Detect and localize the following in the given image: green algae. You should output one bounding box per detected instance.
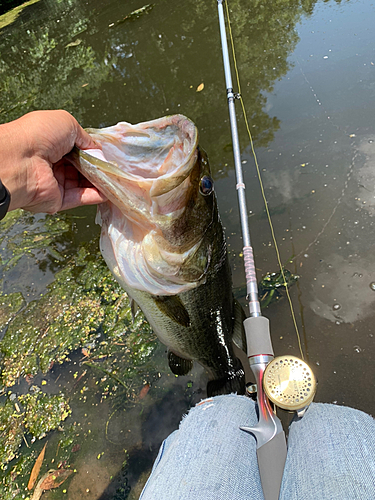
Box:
[0,209,24,233]
[19,391,71,440]
[0,210,70,272]
[0,241,123,387]
[0,209,159,498]
[0,452,35,500]
[0,207,157,401]
[0,292,25,330]
[0,398,24,465]
[0,391,70,469]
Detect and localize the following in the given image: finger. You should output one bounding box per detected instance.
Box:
[53,160,105,191]
[73,120,102,151]
[60,187,108,211]
[56,110,98,151]
[74,127,98,151]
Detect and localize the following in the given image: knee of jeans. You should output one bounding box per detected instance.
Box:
[158,429,178,464]
[139,432,176,500]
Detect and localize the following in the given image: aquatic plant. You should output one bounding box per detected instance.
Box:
[0,209,159,498]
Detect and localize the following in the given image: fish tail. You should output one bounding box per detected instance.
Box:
[206,358,246,397]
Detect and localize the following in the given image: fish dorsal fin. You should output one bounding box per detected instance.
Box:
[167,350,193,376]
[232,299,247,353]
[153,295,191,327]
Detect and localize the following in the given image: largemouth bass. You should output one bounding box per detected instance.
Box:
[69,114,246,396]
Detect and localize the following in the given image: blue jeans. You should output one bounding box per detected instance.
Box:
[139,395,375,499]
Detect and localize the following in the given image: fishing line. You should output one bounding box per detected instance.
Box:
[223,1,305,360]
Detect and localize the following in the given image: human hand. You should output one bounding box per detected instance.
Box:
[0,110,107,214]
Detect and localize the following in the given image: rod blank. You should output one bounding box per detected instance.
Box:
[217,0,260,317]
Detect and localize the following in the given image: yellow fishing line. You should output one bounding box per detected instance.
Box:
[224,0,305,360]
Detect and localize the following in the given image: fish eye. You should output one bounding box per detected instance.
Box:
[199,175,214,196]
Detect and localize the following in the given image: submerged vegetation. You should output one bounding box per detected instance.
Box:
[0,210,156,386]
[0,210,158,498]
[0,391,70,465]
[258,268,299,308]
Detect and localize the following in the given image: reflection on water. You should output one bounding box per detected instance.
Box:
[1,0,375,497]
[0,0,324,156]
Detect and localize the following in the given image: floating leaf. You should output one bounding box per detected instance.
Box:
[65,39,81,48]
[40,468,73,490]
[126,3,154,19]
[31,472,49,500]
[27,442,47,490]
[31,469,72,500]
[139,383,150,399]
[112,4,154,26]
[196,83,204,92]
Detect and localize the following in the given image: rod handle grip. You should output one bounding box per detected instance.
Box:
[244,316,274,357]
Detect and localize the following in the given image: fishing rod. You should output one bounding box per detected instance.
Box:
[216,1,317,499]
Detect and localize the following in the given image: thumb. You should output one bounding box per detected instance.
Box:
[74,123,101,151]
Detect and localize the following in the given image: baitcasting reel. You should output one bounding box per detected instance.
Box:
[246,355,317,417]
[262,355,316,417]
[242,316,317,417]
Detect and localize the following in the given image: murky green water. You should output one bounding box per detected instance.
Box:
[1,0,375,498]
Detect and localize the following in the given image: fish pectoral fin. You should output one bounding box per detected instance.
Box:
[207,358,246,396]
[232,299,247,353]
[153,295,191,327]
[130,299,139,322]
[167,350,193,376]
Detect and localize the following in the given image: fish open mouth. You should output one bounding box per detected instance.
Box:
[78,114,198,214]
[69,115,212,296]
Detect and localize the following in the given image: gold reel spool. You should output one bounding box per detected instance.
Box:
[263,355,317,411]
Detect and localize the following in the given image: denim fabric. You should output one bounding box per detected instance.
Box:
[282,403,375,499]
[140,395,263,500]
[139,396,375,500]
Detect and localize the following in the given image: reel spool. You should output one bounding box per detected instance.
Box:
[263,355,317,412]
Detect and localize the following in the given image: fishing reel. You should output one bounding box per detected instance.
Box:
[247,355,317,417]
[242,315,317,418]
[263,355,316,415]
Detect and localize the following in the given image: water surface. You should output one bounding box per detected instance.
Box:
[1,0,375,498]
